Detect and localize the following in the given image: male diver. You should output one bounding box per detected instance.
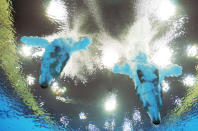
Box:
[113,52,182,125]
[21,36,92,88]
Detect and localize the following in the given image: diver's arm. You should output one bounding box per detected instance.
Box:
[70,37,92,53]
[113,63,134,78]
[20,36,50,48]
[159,65,182,82]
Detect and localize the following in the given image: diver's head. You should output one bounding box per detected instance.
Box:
[147,105,161,125]
[39,74,51,89]
[132,52,148,63]
[40,83,48,89]
[153,120,160,125]
[39,78,49,89]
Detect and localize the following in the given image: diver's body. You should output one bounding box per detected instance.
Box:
[21,36,92,88]
[113,52,182,125]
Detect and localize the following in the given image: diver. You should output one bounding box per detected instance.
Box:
[21,36,92,88]
[112,52,182,125]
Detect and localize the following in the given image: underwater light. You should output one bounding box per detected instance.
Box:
[21,45,32,57]
[187,45,198,57]
[102,48,119,69]
[26,75,35,85]
[162,81,170,92]
[104,94,117,112]
[46,0,67,21]
[183,75,196,87]
[79,112,87,120]
[157,0,176,21]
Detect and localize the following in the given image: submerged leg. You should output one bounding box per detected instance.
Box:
[138,87,162,125]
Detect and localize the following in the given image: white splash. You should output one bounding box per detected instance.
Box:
[56,96,67,102]
[88,124,99,131]
[79,112,87,120]
[44,0,185,84]
[32,48,45,58]
[123,118,133,131]
[51,82,67,95]
[151,45,173,68]
[187,45,198,57]
[133,109,141,122]
[135,0,176,21]
[60,116,70,128]
[162,81,170,92]
[104,119,115,130]
[102,47,120,69]
[124,17,155,61]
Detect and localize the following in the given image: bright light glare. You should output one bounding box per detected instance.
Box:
[157,0,176,21]
[51,82,66,95]
[151,45,172,67]
[26,75,35,85]
[133,110,141,122]
[104,94,117,112]
[46,0,67,21]
[187,45,197,57]
[162,81,170,92]
[102,48,119,68]
[183,75,196,87]
[21,45,32,57]
[123,118,132,131]
[79,112,87,120]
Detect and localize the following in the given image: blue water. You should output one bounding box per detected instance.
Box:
[1,68,198,130]
[0,71,53,131]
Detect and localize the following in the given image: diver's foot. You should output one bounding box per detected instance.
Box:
[153,120,160,125]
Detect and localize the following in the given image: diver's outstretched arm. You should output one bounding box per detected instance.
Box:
[69,37,92,53]
[113,63,134,78]
[21,36,50,48]
[159,65,182,82]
